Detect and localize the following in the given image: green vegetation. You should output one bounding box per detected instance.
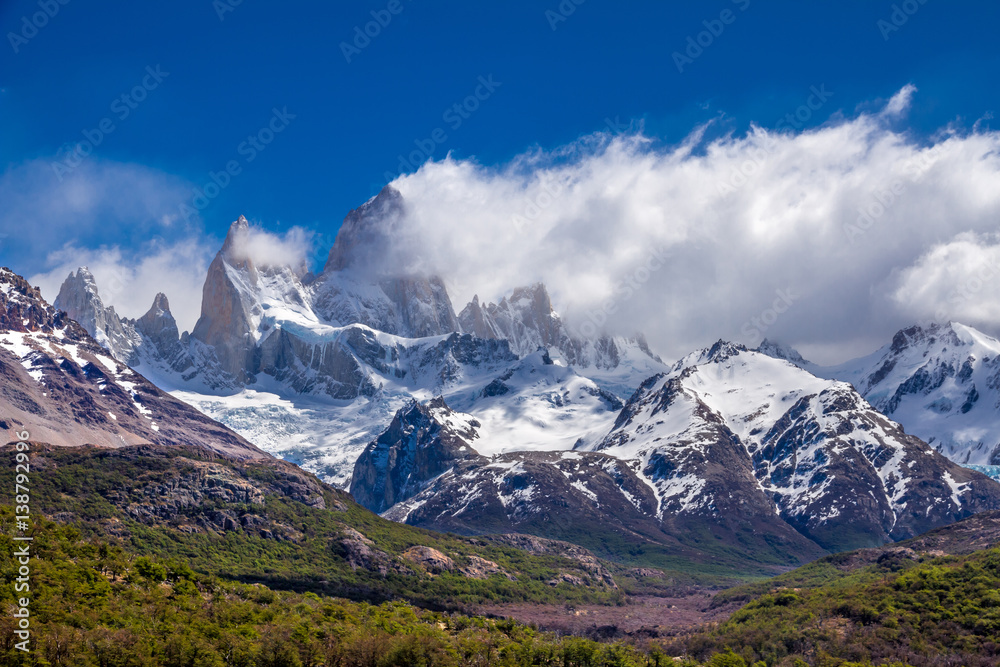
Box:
[673,546,1000,666]
[4,444,631,608]
[0,510,691,666]
[8,443,995,665]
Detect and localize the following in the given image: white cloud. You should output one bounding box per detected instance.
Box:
[29,240,214,333]
[881,83,917,118]
[388,87,1000,364]
[0,157,216,332]
[8,87,1000,368]
[228,224,313,270]
[888,232,1000,331]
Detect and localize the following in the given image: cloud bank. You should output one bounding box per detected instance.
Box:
[390,87,1000,364]
[6,87,1000,366]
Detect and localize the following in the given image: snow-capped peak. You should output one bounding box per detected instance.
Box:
[815,321,1000,465]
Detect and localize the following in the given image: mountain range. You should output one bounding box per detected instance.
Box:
[31,185,1000,573]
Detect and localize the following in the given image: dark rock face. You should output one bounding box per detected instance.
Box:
[350,397,484,513]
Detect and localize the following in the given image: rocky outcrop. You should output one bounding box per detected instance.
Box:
[133,293,191,373]
[401,546,455,574]
[459,555,508,580]
[488,534,617,588]
[336,527,400,575]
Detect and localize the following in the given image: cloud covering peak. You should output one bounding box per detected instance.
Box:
[385,87,1000,363]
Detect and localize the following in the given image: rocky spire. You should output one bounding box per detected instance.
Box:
[324,186,404,274]
[54,267,138,362]
[190,217,261,382]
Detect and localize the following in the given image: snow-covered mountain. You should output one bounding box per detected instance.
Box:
[759,323,1000,467]
[0,267,263,459]
[51,187,662,484]
[31,178,1000,571]
[457,283,665,398]
[353,341,1000,560]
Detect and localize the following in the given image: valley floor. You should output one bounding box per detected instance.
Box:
[474,592,740,638]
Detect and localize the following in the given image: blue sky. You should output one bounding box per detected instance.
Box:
[3,1,1000,359]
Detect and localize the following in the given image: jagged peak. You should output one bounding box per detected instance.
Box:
[756,338,808,366]
[220,215,251,255]
[703,339,749,362]
[324,186,405,273]
[141,292,172,318]
[55,267,107,317]
[890,322,962,354]
[151,292,170,312]
[60,266,100,294]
